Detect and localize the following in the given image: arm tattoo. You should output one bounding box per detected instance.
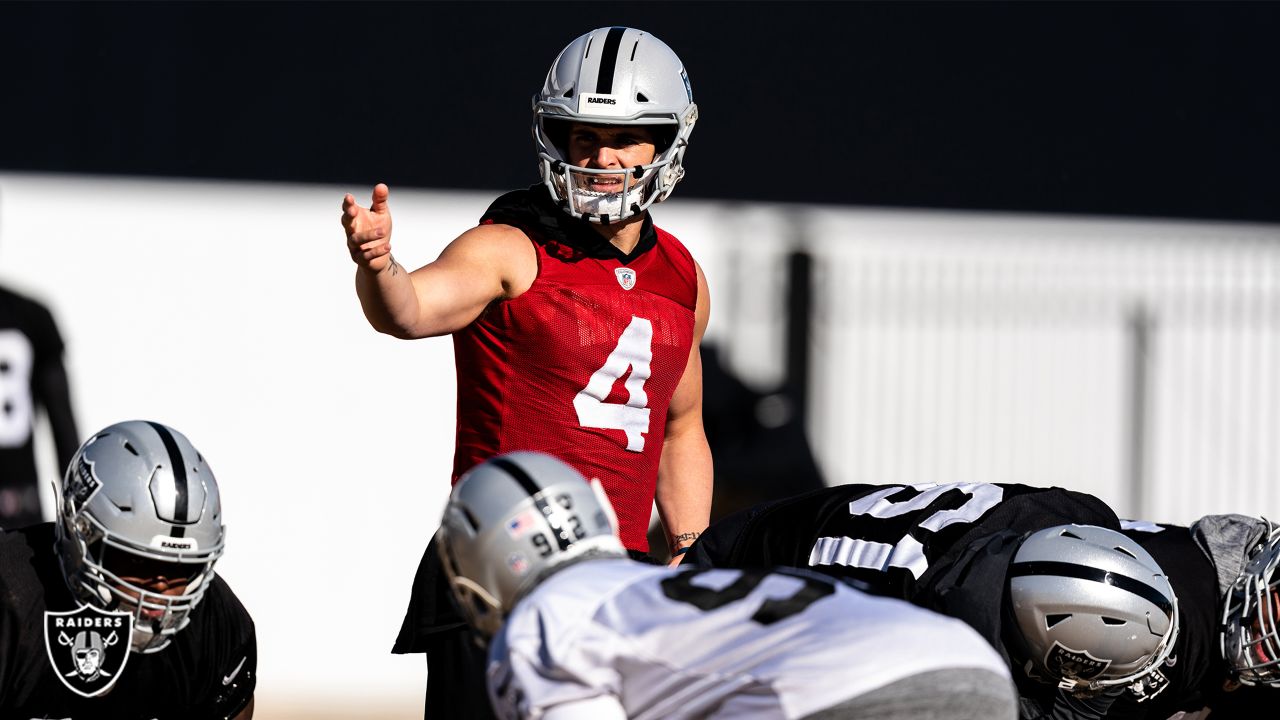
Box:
[387,255,402,277]
[671,531,700,546]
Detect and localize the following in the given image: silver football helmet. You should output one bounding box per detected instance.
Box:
[1007,524,1179,697]
[1221,519,1280,686]
[533,26,698,224]
[56,421,225,654]
[437,451,626,637]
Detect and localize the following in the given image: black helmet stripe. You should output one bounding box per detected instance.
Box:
[146,421,190,534]
[595,27,627,95]
[491,457,572,551]
[1009,561,1174,614]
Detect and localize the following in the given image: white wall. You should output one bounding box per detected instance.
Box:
[801,208,1280,522]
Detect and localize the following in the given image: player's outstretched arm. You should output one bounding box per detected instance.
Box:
[656,262,713,566]
[345,183,414,335]
[343,185,537,338]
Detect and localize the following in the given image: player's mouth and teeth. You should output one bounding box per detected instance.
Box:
[587,175,627,192]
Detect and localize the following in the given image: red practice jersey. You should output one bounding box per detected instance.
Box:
[453,199,697,552]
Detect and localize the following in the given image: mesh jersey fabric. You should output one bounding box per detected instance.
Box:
[453,186,697,551]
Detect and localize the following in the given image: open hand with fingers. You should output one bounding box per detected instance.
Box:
[342,183,394,273]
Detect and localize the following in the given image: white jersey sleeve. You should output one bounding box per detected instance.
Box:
[487,558,1009,720]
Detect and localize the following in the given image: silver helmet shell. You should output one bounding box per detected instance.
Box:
[437,451,625,637]
[1220,520,1280,686]
[1007,524,1178,695]
[533,26,698,224]
[56,421,225,654]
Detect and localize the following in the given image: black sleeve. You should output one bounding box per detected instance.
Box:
[194,578,256,720]
[686,500,761,569]
[32,355,78,472]
[26,302,78,470]
[209,638,255,720]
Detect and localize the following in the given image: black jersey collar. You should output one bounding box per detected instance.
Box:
[480,184,657,265]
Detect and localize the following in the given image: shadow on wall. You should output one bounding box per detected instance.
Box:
[648,343,825,560]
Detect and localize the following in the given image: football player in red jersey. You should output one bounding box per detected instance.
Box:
[342,27,712,718]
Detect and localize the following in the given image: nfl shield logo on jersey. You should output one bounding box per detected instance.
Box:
[44,605,133,697]
[614,267,637,290]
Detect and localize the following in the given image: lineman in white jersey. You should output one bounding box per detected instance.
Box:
[438,451,1018,720]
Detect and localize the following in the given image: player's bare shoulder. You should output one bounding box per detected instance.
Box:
[440,222,539,300]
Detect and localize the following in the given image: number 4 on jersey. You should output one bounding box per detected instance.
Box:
[574,316,653,452]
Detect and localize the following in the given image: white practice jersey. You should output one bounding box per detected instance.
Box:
[487,558,1010,720]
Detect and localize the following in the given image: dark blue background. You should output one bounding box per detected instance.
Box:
[2,1,1276,221]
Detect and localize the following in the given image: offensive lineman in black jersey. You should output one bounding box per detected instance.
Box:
[0,284,78,529]
[688,482,1183,720]
[1117,516,1280,719]
[0,421,255,719]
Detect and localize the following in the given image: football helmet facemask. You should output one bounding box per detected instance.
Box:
[1221,520,1280,687]
[437,451,625,638]
[1007,524,1179,698]
[56,421,225,654]
[533,26,698,225]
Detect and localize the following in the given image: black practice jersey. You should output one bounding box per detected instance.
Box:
[0,524,256,719]
[0,287,78,528]
[1118,522,1273,720]
[691,482,1120,603]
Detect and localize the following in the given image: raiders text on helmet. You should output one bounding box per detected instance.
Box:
[533,27,698,224]
[437,451,625,637]
[56,421,225,654]
[1007,524,1179,698]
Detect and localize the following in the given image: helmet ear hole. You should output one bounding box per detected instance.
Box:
[460,506,481,534]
